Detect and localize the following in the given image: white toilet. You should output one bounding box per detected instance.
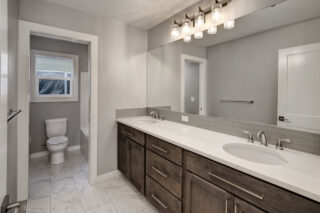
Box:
[45,118,69,164]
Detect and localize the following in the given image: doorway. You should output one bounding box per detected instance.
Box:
[181,54,207,115]
[17,21,98,201]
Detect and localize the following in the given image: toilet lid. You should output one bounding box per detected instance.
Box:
[47,136,68,145]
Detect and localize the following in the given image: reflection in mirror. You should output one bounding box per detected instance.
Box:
[147,0,320,134]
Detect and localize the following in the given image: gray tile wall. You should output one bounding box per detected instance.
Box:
[115,107,147,119]
[148,108,320,156]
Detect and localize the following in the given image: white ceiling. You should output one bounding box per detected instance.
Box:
[42,0,201,29]
[193,0,320,47]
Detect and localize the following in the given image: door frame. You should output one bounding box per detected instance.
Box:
[0,0,8,201]
[17,20,99,200]
[278,42,320,134]
[181,54,207,115]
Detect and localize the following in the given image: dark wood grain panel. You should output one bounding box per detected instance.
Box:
[146,135,182,166]
[146,176,181,213]
[118,123,145,146]
[185,151,320,213]
[234,197,266,213]
[128,139,145,194]
[184,171,233,213]
[117,134,128,176]
[146,150,182,199]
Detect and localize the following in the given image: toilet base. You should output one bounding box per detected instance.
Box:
[50,151,65,164]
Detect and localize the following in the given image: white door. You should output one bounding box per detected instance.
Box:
[278,42,320,134]
[0,0,8,202]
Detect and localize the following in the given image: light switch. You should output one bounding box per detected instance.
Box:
[181,115,189,122]
[190,96,195,102]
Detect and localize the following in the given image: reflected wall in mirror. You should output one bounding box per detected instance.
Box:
[147,0,320,134]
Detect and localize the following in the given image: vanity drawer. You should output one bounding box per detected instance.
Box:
[185,151,320,213]
[146,176,181,213]
[146,150,182,199]
[118,123,145,146]
[146,135,182,166]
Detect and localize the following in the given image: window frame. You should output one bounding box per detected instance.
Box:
[30,50,79,102]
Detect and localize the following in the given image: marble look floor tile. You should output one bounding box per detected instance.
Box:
[55,203,84,213]
[73,174,89,192]
[27,196,50,213]
[79,183,111,211]
[50,164,72,183]
[51,178,80,213]
[104,183,156,213]
[86,203,118,213]
[28,180,50,199]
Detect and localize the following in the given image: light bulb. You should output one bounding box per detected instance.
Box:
[171,23,180,39]
[224,19,235,29]
[183,35,191,43]
[207,25,217,34]
[194,31,203,39]
[182,18,192,36]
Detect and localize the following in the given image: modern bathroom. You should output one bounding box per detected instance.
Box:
[1,0,320,213]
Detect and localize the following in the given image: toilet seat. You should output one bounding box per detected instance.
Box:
[47,136,68,146]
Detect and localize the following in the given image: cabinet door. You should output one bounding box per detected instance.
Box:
[128,139,145,193]
[185,171,233,213]
[234,197,266,213]
[118,134,128,176]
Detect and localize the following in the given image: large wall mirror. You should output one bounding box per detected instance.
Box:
[147,0,320,134]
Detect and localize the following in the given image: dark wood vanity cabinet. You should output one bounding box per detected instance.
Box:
[185,171,233,213]
[117,123,320,213]
[117,124,145,193]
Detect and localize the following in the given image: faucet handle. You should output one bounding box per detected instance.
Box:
[276,138,291,150]
[243,130,254,143]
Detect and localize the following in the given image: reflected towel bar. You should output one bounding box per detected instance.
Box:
[7,109,22,122]
[221,99,254,104]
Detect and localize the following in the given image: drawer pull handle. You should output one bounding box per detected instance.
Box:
[122,130,133,137]
[152,166,168,178]
[208,171,264,200]
[151,144,168,154]
[151,193,168,209]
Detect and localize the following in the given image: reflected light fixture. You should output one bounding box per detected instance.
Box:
[207,25,217,34]
[183,35,192,43]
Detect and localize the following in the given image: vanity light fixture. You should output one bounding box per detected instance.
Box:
[171,21,180,39]
[211,3,224,24]
[194,8,205,39]
[170,0,236,42]
[224,1,235,29]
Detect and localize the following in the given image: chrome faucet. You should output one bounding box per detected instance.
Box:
[257,130,268,146]
[243,130,254,143]
[150,111,159,119]
[276,138,291,150]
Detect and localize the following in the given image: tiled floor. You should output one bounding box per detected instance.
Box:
[27,150,157,213]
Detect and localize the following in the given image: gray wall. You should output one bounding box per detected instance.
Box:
[184,61,199,114]
[207,17,320,125]
[7,0,19,202]
[147,40,206,111]
[20,0,148,175]
[29,35,88,154]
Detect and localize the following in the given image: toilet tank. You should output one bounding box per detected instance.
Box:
[45,118,67,138]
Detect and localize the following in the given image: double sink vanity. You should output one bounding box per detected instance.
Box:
[117,116,320,213]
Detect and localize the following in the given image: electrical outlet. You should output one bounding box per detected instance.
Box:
[181,115,189,122]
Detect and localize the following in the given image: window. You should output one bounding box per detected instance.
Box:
[30,50,79,102]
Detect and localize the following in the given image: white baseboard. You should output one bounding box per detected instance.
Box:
[95,170,121,182]
[67,145,80,151]
[30,151,49,159]
[30,145,81,159]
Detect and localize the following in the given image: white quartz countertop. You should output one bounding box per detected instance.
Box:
[117,116,320,203]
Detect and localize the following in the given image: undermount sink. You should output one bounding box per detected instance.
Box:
[133,119,158,125]
[223,143,287,165]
